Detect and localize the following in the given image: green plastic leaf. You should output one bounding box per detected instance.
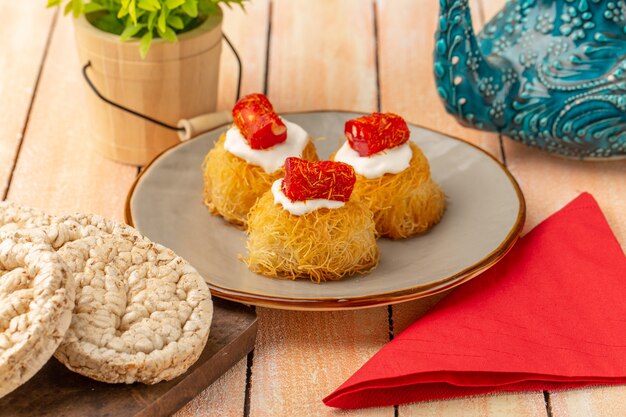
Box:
[199,1,218,14]
[138,0,161,12]
[147,11,158,30]
[47,0,244,56]
[72,0,84,17]
[63,1,73,15]
[84,3,107,13]
[158,8,168,33]
[120,22,144,41]
[137,1,155,11]
[140,31,153,58]
[128,0,137,23]
[117,5,129,18]
[165,0,186,8]
[90,13,126,34]
[159,26,177,42]
[166,15,184,29]
[182,0,198,17]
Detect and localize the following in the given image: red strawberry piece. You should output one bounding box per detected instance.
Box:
[344,112,410,157]
[282,158,356,202]
[232,93,287,150]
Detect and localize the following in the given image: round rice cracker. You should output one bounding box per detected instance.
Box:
[0,202,52,233]
[0,202,143,250]
[38,213,144,250]
[55,233,213,384]
[0,233,75,398]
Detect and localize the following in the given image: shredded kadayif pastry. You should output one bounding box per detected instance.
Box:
[202,134,317,228]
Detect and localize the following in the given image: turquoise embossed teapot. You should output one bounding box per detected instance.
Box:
[434,0,626,159]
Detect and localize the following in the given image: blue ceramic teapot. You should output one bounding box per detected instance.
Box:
[434,0,626,159]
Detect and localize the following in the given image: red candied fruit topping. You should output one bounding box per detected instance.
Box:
[282,158,356,202]
[232,93,287,150]
[344,112,410,157]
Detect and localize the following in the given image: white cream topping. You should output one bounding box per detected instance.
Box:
[224,118,310,174]
[271,179,345,216]
[334,141,412,179]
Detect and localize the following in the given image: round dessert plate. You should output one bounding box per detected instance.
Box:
[126,111,525,311]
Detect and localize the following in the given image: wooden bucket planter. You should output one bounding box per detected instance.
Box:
[74,12,223,166]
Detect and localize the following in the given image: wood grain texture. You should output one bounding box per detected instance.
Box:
[6,11,253,416]
[174,3,274,414]
[217,0,270,111]
[2,0,623,416]
[479,0,626,414]
[504,135,626,417]
[175,359,247,417]
[0,2,55,198]
[5,15,137,220]
[397,393,548,417]
[251,310,392,417]
[267,0,377,113]
[376,0,501,157]
[549,386,626,417]
[1,299,257,417]
[504,141,626,243]
[248,1,391,416]
[377,0,548,415]
[391,292,449,335]
[377,0,502,340]
[377,0,506,348]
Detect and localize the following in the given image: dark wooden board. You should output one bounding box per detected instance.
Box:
[1,298,257,417]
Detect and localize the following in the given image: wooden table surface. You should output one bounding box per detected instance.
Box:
[2,1,624,416]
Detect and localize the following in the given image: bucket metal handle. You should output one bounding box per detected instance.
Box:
[81,33,242,141]
[177,111,233,141]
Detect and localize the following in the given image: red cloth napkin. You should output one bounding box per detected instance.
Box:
[324,193,626,409]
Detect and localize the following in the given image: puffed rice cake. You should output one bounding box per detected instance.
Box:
[0,202,52,233]
[0,233,75,398]
[0,202,142,249]
[55,233,213,384]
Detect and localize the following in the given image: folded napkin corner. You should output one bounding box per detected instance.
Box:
[325,193,626,409]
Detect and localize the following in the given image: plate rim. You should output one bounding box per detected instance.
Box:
[126,110,526,310]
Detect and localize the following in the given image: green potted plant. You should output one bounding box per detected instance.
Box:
[49,0,245,165]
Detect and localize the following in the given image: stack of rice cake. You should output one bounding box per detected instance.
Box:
[0,202,213,397]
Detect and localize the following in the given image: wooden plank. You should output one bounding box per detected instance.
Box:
[176,359,247,417]
[378,0,505,335]
[251,309,392,417]
[378,0,548,414]
[504,142,626,242]
[0,3,55,197]
[377,0,501,158]
[217,0,270,111]
[6,11,258,417]
[481,0,626,413]
[396,394,549,417]
[503,142,626,417]
[550,386,626,417]
[2,299,257,417]
[267,0,377,113]
[382,0,516,332]
[378,0,506,339]
[5,15,137,220]
[248,1,392,416]
[177,3,272,415]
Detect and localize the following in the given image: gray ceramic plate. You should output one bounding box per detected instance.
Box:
[126,111,525,311]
